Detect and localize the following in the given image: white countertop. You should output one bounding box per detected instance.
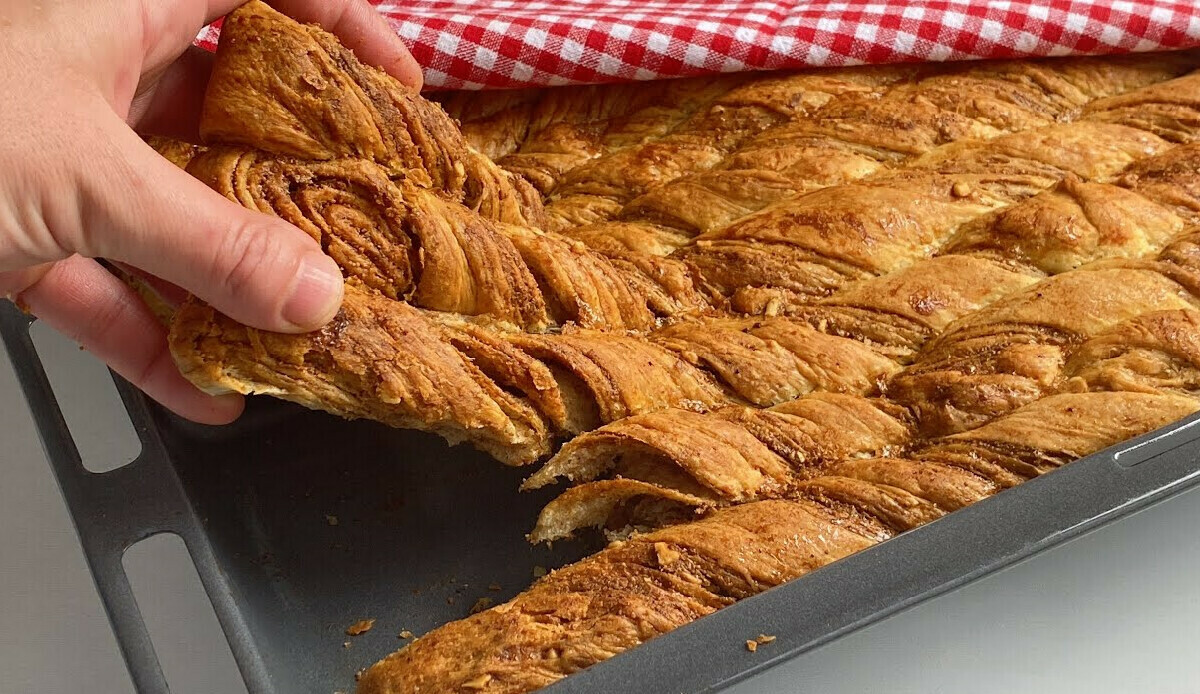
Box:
[5,324,1200,694]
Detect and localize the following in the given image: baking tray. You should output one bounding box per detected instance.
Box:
[6,299,1200,694]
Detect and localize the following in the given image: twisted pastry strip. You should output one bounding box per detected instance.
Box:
[541,68,910,231]
[890,248,1200,438]
[557,53,1197,256]
[170,285,553,464]
[167,140,719,331]
[442,75,754,195]
[526,135,1200,539]
[167,120,1198,466]
[686,117,1173,312]
[169,5,1199,462]
[364,168,1200,675]
[360,391,1198,694]
[201,1,544,227]
[528,394,912,541]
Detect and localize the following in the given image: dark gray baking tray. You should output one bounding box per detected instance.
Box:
[5,300,1200,694]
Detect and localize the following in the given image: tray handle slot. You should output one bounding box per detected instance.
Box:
[0,303,271,694]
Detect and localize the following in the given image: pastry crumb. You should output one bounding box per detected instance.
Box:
[463,673,493,690]
[447,596,456,605]
[398,630,414,639]
[745,639,757,652]
[342,641,352,649]
[488,582,502,592]
[325,514,339,526]
[747,633,776,652]
[756,634,776,644]
[951,181,973,198]
[653,541,681,567]
[470,597,493,614]
[532,565,547,578]
[345,618,375,636]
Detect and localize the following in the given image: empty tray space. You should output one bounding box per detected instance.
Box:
[151,400,603,692]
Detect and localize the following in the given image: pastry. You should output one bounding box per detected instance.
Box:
[147,4,1200,691]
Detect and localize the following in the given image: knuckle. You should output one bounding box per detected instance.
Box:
[210,219,291,302]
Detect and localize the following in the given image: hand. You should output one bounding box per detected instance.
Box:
[0,1,421,424]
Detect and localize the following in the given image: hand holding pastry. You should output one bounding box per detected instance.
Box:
[0,0,421,424]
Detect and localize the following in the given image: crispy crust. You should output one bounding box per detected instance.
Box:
[140,5,1200,692]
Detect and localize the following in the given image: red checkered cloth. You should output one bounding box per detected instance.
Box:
[197,1,1200,89]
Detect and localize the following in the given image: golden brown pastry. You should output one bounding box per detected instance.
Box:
[683,115,1175,312]
[552,55,1195,256]
[890,211,1200,439]
[527,394,913,541]
[358,496,884,694]
[442,76,754,196]
[513,146,1200,540]
[541,68,911,231]
[525,160,1200,538]
[353,60,1200,692]
[360,391,1198,694]
[164,7,1200,466]
[170,285,555,464]
[201,0,544,227]
[141,8,1200,690]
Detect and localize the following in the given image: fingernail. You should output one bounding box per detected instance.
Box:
[282,253,344,330]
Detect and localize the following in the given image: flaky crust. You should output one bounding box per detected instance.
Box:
[141,5,1200,692]
[354,50,1200,694]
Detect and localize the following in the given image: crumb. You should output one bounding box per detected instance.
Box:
[532,565,547,578]
[756,634,776,645]
[463,673,493,690]
[398,630,414,639]
[355,668,366,682]
[345,619,375,636]
[447,596,456,605]
[653,541,681,567]
[952,181,973,198]
[342,641,352,649]
[488,583,502,592]
[745,639,757,652]
[470,597,493,614]
[326,514,339,526]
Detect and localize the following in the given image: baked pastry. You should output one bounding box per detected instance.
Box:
[359,390,1198,694]
[150,4,1200,692]
[357,168,1200,694]
[358,47,1200,694]
[166,4,1200,464]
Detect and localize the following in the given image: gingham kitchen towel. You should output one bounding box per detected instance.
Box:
[198,1,1200,89]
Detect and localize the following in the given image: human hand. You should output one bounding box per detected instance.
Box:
[0,0,421,424]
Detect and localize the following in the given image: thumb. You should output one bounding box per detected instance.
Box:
[78,121,344,332]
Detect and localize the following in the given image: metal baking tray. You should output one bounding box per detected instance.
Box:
[6,300,1200,694]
